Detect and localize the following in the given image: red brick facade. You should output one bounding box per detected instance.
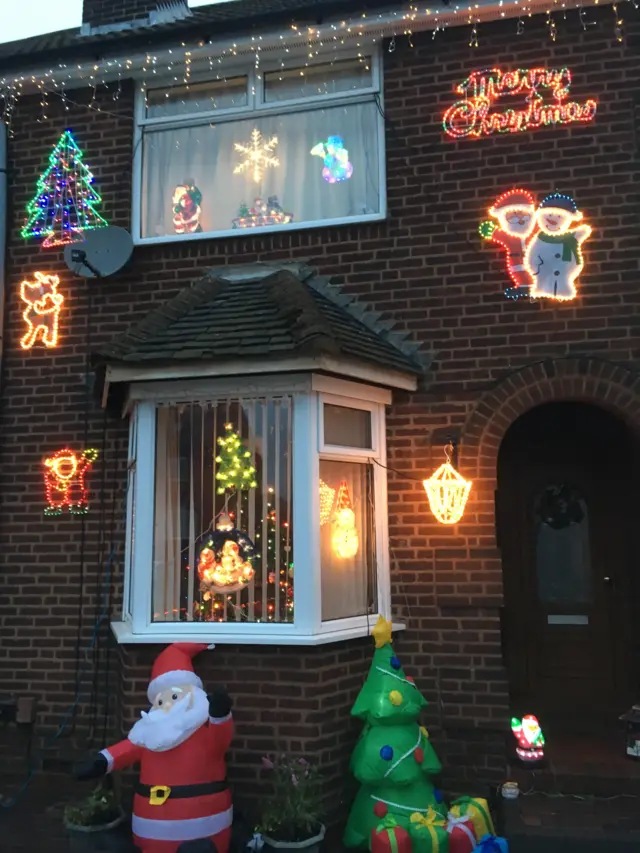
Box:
[1,5,639,836]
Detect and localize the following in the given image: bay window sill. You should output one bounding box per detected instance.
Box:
[110,619,406,646]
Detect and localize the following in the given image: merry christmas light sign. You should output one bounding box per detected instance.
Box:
[442,67,597,139]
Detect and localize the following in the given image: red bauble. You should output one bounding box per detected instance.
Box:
[373,801,388,818]
[414,747,424,763]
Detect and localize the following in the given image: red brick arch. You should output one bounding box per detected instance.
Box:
[461,357,640,484]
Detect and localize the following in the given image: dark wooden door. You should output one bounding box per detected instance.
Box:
[498,403,634,728]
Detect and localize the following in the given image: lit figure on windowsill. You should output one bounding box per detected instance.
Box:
[525,192,592,301]
[511,714,545,763]
[479,189,537,300]
[331,481,360,559]
[232,196,293,229]
[76,643,233,853]
[172,181,203,234]
[311,136,353,183]
[198,513,256,594]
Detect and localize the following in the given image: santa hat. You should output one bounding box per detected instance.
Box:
[490,189,535,212]
[539,192,578,213]
[335,480,354,512]
[147,643,211,703]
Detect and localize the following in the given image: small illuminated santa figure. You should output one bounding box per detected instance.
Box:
[511,714,545,763]
[172,182,203,234]
[479,189,537,300]
[76,643,233,853]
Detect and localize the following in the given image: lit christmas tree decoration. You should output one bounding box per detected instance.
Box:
[331,480,359,559]
[423,444,472,525]
[21,130,108,247]
[233,128,280,183]
[19,271,64,350]
[215,423,257,494]
[43,447,99,516]
[311,135,354,183]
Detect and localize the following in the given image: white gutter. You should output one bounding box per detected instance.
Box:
[0,0,612,92]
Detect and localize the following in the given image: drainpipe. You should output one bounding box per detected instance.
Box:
[0,125,6,391]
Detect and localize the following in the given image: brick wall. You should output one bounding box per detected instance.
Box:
[82,0,162,25]
[0,4,639,827]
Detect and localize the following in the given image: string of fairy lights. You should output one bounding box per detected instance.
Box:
[0,0,633,132]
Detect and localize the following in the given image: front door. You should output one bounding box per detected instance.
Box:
[498,402,635,728]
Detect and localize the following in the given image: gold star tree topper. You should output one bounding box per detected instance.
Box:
[233,128,280,184]
[371,615,393,649]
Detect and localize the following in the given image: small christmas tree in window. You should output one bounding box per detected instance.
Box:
[21,130,108,248]
[215,423,257,494]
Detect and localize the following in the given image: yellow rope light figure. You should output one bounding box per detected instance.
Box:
[331,480,359,559]
[423,443,472,525]
[233,128,280,183]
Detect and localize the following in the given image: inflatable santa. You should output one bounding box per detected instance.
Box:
[76,643,233,853]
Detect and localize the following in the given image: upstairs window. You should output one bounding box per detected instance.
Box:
[133,51,385,243]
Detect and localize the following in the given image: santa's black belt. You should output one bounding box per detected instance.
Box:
[135,780,228,805]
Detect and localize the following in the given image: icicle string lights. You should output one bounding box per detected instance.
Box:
[442,67,597,139]
[21,130,108,247]
[423,443,471,525]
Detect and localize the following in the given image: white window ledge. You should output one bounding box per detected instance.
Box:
[110,620,406,646]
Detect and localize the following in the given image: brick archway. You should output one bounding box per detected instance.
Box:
[462,357,640,484]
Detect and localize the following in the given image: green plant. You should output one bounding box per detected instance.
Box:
[258,754,324,842]
[63,782,122,828]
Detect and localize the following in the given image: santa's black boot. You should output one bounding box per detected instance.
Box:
[176,840,218,853]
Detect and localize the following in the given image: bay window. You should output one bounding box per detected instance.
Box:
[116,376,392,644]
[132,51,385,243]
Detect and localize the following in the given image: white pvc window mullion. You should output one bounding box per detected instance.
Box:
[130,401,157,633]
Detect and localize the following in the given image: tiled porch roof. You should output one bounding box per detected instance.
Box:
[93,262,427,377]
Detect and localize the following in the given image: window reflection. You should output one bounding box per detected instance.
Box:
[535,484,591,605]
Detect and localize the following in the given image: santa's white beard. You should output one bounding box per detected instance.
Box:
[128,686,209,752]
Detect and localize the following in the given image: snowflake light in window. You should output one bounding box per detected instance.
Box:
[233,128,280,183]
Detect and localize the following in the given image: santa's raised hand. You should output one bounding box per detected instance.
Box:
[76,643,233,853]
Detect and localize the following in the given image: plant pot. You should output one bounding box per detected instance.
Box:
[65,810,130,853]
[262,824,326,853]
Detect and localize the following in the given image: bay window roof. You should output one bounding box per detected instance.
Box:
[93,263,428,400]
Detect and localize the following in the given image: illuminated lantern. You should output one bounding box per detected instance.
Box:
[197,513,255,594]
[20,271,64,349]
[319,479,336,526]
[423,444,471,525]
[43,447,99,516]
[331,481,359,559]
[511,715,545,763]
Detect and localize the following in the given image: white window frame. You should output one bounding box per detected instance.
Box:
[112,374,400,645]
[131,45,386,246]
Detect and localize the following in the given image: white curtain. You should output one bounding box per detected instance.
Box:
[320,459,375,622]
[153,407,182,621]
[141,101,380,238]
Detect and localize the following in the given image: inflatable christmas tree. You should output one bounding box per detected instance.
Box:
[343,616,446,850]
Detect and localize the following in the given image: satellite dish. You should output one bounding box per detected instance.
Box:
[64,226,133,279]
